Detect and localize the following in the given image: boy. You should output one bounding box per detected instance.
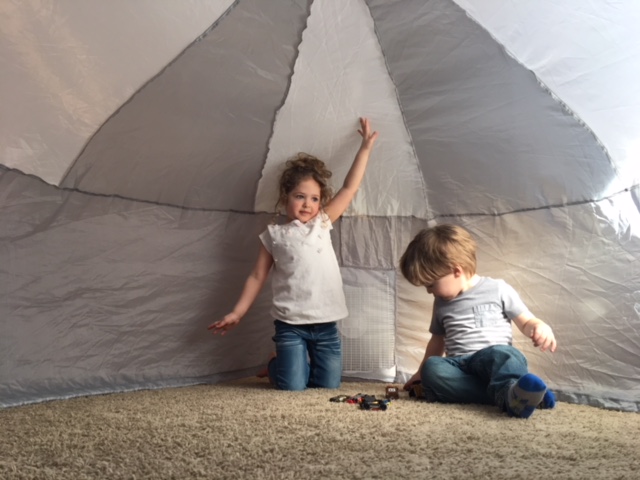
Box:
[400,224,557,418]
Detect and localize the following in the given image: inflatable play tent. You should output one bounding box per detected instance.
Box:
[2,0,639,411]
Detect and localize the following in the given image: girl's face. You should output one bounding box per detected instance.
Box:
[285,177,322,223]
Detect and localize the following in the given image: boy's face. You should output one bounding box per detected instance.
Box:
[425,267,470,301]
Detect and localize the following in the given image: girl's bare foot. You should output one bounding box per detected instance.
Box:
[256,352,276,378]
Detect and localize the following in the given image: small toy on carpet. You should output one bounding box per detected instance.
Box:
[385,385,400,400]
[329,394,350,403]
[360,397,390,411]
[329,393,391,411]
[408,383,424,399]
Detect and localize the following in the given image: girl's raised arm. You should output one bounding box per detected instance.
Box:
[324,117,378,223]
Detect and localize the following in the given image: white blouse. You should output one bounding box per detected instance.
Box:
[259,213,348,325]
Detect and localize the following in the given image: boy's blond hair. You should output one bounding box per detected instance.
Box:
[400,224,477,286]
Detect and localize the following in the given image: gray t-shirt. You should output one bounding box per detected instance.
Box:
[430,276,529,357]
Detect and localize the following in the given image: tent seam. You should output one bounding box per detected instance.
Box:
[2,165,637,219]
[252,0,314,214]
[454,2,622,184]
[362,0,432,219]
[57,0,241,187]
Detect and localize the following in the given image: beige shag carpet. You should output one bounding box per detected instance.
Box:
[1,378,639,480]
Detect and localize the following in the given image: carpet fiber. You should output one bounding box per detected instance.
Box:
[1,378,639,479]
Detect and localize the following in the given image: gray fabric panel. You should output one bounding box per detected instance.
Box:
[366,0,616,216]
[338,216,428,269]
[60,0,311,212]
[0,169,275,407]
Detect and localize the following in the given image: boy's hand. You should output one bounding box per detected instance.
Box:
[530,322,557,352]
[208,312,240,336]
[514,314,557,353]
[357,117,379,151]
[403,372,421,391]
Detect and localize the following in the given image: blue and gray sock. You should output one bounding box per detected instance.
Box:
[538,389,556,409]
[507,373,547,419]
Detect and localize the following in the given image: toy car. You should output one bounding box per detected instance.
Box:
[329,395,350,403]
[346,393,367,404]
[360,398,389,411]
[409,383,424,399]
[385,385,400,400]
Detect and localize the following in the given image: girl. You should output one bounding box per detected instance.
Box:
[208,117,378,390]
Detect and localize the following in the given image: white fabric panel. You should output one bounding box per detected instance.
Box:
[341,268,396,382]
[452,0,640,192]
[255,0,427,218]
[0,0,234,185]
[395,270,434,382]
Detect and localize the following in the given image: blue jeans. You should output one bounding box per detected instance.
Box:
[267,320,342,391]
[421,345,528,410]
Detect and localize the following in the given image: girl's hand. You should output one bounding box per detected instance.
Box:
[208,312,241,336]
[357,117,379,151]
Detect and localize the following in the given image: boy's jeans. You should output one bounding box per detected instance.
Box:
[420,344,528,409]
[267,320,342,391]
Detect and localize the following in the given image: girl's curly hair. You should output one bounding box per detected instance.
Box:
[275,153,334,213]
